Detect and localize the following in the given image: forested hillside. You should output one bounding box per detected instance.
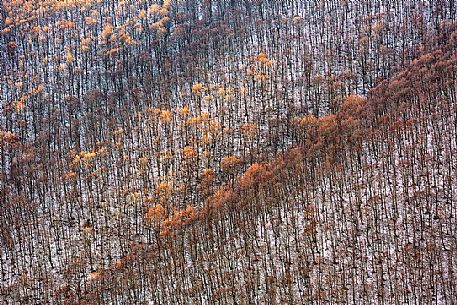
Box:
[1,0,456,304]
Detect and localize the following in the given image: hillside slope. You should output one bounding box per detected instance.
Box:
[0,0,456,304]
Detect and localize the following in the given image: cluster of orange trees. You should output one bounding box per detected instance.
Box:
[1,0,456,304]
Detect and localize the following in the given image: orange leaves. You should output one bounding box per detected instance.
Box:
[220,155,243,173]
[160,109,172,123]
[87,271,101,282]
[84,16,98,26]
[145,204,166,223]
[241,121,258,138]
[0,130,19,144]
[29,84,43,95]
[292,16,303,25]
[119,33,136,46]
[257,52,272,65]
[7,41,17,49]
[15,95,27,111]
[157,181,172,199]
[253,72,270,81]
[101,23,114,42]
[177,106,190,116]
[340,94,367,117]
[209,187,238,209]
[64,171,76,181]
[138,9,147,19]
[182,146,197,159]
[200,168,215,189]
[160,205,197,236]
[303,204,316,220]
[72,151,97,166]
[148,4,162,15]
[82,152,97,161]
[245,52,272,80]
[257,52,268,62]
[296,114,318,128]
[59,20,75,30]
[317,115,338,135]
[238,163,271,189]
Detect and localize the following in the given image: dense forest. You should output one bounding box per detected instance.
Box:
[1,0,456,304]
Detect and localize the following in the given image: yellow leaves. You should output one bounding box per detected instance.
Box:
[57,63,67,72]
[245,53,273,79]
[257,52,272,65]
[191,83,206,94]
[160,109,173,123]
[5,17,13,26]
[177,106,190,116]
[139,9,147,19]
[202,94,214,103]
[159,7,169,16]
[30,26,41,33]
[113,128,124,136]
[71,154,81,164]
[105,48,120,57]
[201,134,212,144]
[84,16,98,26]
[101,23,114,41]
[156,26,168,35]
[292,16,303,25]
[182,146,197,159]
[138,156,149,168]
[60,20,75,29]
[72,151,97,165]
[65,47,75,64]
[186,116,201,126]
[148,4,161,15]
[254,72,269,81]
[82,152,97,161]
[200,112,209,121]
[246,68,254,77]
[293,114,318,128]
[149,17,169,34]
[163,0,172,9]
[127,191,141,204]
[217,87,226,96]
[29,84,43,95]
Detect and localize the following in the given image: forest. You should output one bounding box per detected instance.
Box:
[0,0,456,304]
